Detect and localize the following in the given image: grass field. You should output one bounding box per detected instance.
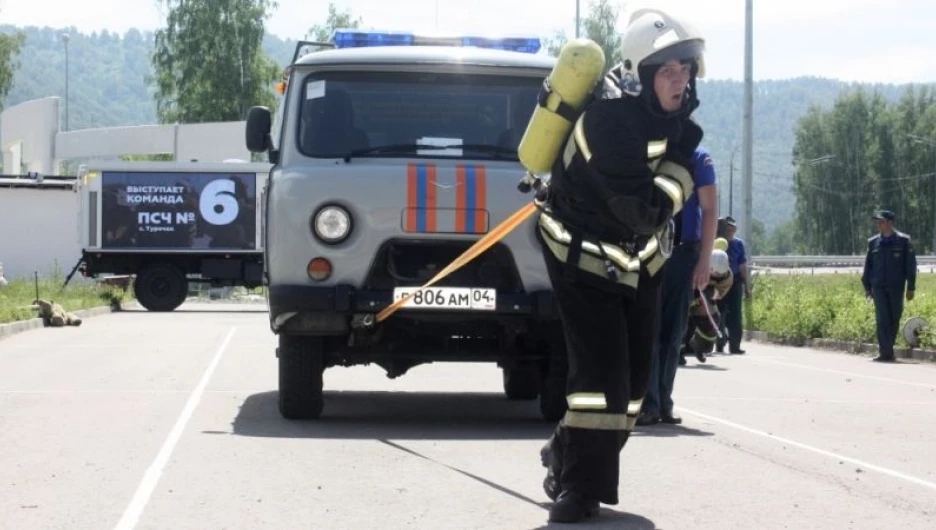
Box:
[0,274,131,325]
[748,273,936,349]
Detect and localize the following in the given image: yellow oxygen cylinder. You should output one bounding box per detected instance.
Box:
[517,39,606,175]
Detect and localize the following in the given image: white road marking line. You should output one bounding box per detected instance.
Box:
[749,358,936,389]
[677,406,936,492]
[0,390,264,395]
[113,327,236,530]
[0,390,191,394]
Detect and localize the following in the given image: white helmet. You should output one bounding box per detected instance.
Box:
[617,8,706,99]
[710,249,730,277]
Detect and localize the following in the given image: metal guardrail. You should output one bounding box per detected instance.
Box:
[751,255,936,267]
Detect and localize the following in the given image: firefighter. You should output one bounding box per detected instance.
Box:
[534,8,706,523]
[682,248,733,363]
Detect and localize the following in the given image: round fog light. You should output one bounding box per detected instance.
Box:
[307,257,332,281]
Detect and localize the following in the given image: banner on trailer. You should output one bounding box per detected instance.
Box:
[100,171,257,250]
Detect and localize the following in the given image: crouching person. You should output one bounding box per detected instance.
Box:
[683,249,731,362]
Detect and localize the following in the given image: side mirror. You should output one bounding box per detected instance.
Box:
[246,106,272,153]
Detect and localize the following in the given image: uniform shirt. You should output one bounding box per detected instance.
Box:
[861,231,917,292]
[727,237,747,278]
[679,146,717,243]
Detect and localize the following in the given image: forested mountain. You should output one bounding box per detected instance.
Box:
[0,24,922,237]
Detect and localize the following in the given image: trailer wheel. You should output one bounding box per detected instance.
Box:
[134,263,188,312]
[277,334,325,419]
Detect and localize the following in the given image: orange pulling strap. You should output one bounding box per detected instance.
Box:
[375,201,538,323]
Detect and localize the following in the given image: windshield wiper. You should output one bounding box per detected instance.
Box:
[458,144,517,158]
[343,144,448,161]
[343,143,518,162]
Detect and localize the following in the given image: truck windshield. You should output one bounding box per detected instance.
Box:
[296,70,542,160]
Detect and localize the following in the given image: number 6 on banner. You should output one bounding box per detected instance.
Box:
[200,179,240,225]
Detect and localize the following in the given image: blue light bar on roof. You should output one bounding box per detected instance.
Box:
[460,36,542,54]
[330,29,542,54]
[332,29,415,48]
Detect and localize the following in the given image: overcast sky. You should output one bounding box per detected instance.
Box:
[3,0,934,83]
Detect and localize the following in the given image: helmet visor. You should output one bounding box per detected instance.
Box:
[642,38,705,66]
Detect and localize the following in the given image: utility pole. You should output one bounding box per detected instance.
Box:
[729,161,734,217]
[741,0,754,246]
[729,144,739,217]
[62,32,70,132]
[575,0,581,38]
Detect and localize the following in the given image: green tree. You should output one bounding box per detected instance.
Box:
[152,0,281,124]
[543,29,568,58]
[792,85,936,254]
[307,2,363,42]
[581,0,623,72]
[747,218,767,255]
[542,0,622,69]
[0,12,25,110]
[761,219,800,255]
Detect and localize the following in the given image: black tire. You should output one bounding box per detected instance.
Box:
[277,334,324,419]
[539,379,567,422]
[503,365,539,400]
[134,263,188,312]
[539,332,569,422]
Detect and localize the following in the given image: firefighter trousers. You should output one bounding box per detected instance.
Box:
[685,311,719,354]
[540,243,662,505]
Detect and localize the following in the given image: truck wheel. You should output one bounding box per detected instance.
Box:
[539,379,567,422]
[502,365,539,400]
[277,334,325,419]
[134,263,188,312]
[539,333,569,422]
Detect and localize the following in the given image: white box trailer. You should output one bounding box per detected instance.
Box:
[69,161,272,311]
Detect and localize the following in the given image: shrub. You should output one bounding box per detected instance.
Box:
[748,273,936,349]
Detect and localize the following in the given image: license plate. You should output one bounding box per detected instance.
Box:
[392,287,496,311]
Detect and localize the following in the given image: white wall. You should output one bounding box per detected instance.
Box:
[0,183,82,281]
[1,96,249,175]
[0,96,255,281]
[1,98,59,175]
[175,121,249,162]
[54,124,177,161]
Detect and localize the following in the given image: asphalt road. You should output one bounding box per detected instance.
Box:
[1,302,934,529]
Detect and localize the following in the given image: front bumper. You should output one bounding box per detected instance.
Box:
[268,284,557,329]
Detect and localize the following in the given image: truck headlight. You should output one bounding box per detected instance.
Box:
[312,205,352,243]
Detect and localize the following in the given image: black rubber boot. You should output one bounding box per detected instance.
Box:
[549,491,600,523]
[540,441,560,501]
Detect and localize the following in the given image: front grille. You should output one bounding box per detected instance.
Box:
[363,239,524,293]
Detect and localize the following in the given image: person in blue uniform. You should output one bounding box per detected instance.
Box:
[639,145,717,426]
[716,216,750,354]
[861,210,917,362]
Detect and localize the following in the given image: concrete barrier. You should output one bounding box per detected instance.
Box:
[0,301,140,340]
[744,330,936,363]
